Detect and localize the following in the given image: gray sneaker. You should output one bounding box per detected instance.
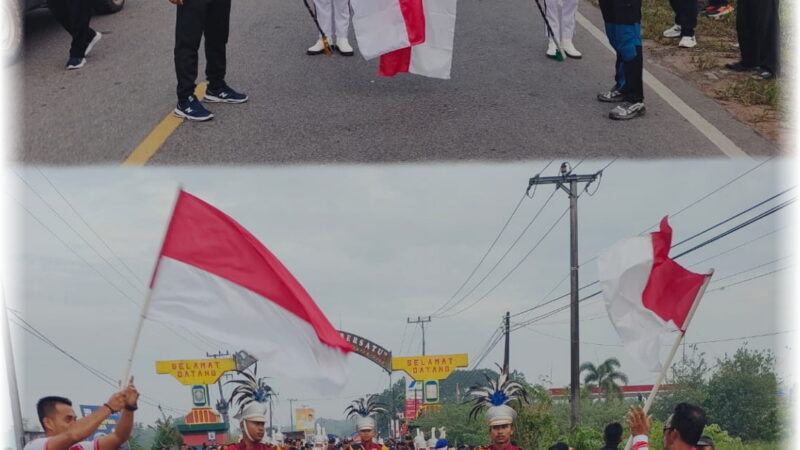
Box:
[597,87,625,103]
[609,102,646,120]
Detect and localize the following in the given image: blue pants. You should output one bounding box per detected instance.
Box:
[600,0,644,102]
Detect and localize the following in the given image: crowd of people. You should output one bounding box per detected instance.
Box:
[38,0,781,124]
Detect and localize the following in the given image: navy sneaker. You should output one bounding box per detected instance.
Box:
[66,57,86,70]
[174,95,214,121]
[204,85,249,104]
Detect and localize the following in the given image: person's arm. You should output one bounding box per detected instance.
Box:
[45,393,127,450]
[97,379,140,450]
[626,407,650,450]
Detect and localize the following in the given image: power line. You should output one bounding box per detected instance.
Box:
[706,265,792,293]
[8,312,183,414]
[687,225,788,268]
[636,157,775,235]
[440,205,570,318]
[511,191,794,322]
[708,256,792,284]
[431,161,555,317]
[434,185,560,318]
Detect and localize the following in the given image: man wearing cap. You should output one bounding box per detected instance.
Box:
[226,402,274,450]
[345,396,389,450]
[466,371,527,450]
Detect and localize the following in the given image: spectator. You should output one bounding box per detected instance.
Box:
[167,0,249,122]
[724,0,780,79]
[307,0,354,56]
[47,0,103,69]
[597,0,646,120]
[24,378,139,450]
[662,0,698,48]
[627,403,707,450]
[601,423,623,450]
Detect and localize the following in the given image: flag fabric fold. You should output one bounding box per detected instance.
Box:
[598,217,710,372]
[148,190,351,394]
[351,0,426,60]
[379,0,458,79]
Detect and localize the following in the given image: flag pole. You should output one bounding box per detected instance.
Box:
[624,269,714,450]
[2,285,24,450]
[122,185,184,385]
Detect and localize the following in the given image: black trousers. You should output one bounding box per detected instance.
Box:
[174,0,232,101]
[48,0,96,58]
[736,0,780,74]
[668,0,697,36]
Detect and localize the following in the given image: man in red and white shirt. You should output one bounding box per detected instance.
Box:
[24,378,140,450]
[627,403,707,450]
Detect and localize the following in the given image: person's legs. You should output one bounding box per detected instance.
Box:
[332,0,351,40]
[679,0,697,36]
[755,0,779,76]
[49,0,94,58]
[204,0,231,91]
[735,0,758,67]
[544,0,562,44]
[609,0,644,119]
[174,0,207,101]
[313,0,334,39]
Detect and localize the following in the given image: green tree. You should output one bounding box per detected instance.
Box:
[651,345,710,421]
[579,358,629,400]
[149,417,184,450]
[705,347,781,441]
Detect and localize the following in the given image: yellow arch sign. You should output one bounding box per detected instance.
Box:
[392,354,469,381]
[156,358,237,385]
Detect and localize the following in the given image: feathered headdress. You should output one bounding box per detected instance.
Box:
[344,395,387,430]
[226,371,274,421]
[466,368,528,425]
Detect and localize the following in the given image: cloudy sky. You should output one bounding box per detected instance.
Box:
[0,159,795,436]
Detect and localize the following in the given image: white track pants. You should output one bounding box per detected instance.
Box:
[543,0,577,42]
[313,0,351,40]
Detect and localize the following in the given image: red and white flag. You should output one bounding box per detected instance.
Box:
[148,190,352,393]
[598,217,711,372]
[379,0,458,79]
[351,0,425,60]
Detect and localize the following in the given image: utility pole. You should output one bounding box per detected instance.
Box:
[407,316,432,355]
[207,350,231,424]
[502,312,510,375]
[288,398,298,431]
[528,162,600,429]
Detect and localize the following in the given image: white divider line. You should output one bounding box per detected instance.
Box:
[575,11,751,159]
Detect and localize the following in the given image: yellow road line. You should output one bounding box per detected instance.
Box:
[122,83,208,166]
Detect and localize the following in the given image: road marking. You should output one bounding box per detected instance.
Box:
[575,11,751,159]
[122,83,208,166]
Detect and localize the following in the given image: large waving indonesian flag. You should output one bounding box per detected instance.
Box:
[148,190,352,393]
[598,217,711,372]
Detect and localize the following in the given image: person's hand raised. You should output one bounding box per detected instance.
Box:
[124,376,140,409]
[627,406,651,437]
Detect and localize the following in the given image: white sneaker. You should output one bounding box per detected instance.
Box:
[679,36,697,48]
[546,38,557,58]
[335,37,354,56]
[85,31,102,57]
[662,24,682,38]
[562,39,582,59]
[307,38,327,55]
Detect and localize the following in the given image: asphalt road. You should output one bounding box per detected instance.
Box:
[18,0,778,164]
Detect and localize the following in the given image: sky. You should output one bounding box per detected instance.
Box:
[0,159,795,436]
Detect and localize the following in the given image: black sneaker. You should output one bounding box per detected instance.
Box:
[758,70,776,80]
[724,61,756,72]
[174,95,214,121]
[597,87,625,103]
[204,85,249,104]
[609,102,646,120]
[66,57,86,70]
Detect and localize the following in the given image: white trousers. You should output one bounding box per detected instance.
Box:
[313,0,351,40]
[543,0,577,42]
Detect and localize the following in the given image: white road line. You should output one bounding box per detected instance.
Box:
[575,11,751,159]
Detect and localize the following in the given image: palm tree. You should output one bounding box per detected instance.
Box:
[579,357,629,401]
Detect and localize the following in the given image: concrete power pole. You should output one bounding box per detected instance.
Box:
[207,351,231,424]
[528,163,599,429]
[502,312,510,375]
[288,398,298,431]
[407,316,431,355]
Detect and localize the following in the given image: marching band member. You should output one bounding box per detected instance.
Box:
[308,0,354,56]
